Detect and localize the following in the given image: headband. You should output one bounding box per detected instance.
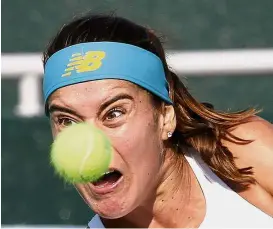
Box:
[43,42,173,104]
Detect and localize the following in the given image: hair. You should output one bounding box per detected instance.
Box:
[43,13,258,191]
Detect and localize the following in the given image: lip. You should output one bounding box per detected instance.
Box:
[89,174,124,195]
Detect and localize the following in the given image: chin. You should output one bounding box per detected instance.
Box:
[79,177,137,219]
[76,169,143,219]
[91,195,135,219]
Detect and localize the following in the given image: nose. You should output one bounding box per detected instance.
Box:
[84,119,108,136]
[82,117,105,128]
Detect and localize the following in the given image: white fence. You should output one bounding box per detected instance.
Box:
[2,49,273,117]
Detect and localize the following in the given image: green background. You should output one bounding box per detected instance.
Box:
[2,0,273,226]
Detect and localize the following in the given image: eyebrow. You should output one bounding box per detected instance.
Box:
[98,93,134,114]
[48,104,83,118]
[48,93,133,117]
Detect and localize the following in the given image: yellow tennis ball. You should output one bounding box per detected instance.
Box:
[50,122,113,183]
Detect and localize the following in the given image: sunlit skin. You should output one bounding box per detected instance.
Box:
[47,79,206,228]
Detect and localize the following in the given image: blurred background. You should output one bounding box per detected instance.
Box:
[2,0,273,228]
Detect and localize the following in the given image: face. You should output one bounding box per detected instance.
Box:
[48,79,170,218]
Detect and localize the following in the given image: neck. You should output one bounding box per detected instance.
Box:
[102,149,206,228]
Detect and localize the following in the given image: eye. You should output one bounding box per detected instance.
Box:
[57,117,77,127]
[105,108,124,121]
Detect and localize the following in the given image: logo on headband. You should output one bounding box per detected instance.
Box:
[62,51,106,77]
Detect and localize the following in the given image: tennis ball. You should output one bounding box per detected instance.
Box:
[50,122,113,183]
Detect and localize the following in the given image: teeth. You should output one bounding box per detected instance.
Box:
[103,169,115,175]
[96,184,106,188]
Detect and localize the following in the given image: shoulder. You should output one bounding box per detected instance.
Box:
[228,115,273,141]
[223,116,273,194]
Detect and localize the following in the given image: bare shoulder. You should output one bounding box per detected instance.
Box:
[222,115,273,194]
[229,115,273,141]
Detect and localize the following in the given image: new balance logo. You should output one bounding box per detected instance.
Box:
[62,51,106,77]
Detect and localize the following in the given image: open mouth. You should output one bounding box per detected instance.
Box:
[90,169,123,194]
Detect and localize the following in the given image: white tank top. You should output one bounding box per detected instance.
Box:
[88,150,273,228]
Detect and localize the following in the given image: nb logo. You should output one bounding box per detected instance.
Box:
[62,51,106,77]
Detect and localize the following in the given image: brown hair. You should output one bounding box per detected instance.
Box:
[43,13,257,191]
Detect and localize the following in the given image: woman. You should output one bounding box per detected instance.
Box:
[43,14,273,228]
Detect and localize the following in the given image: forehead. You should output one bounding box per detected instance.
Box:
[48,79,147,106]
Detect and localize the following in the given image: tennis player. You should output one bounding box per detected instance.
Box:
[42,14,273,228]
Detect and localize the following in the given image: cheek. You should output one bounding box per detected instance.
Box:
[108,116,162,182]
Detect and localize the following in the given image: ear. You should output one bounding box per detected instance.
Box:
[161,105,176,140]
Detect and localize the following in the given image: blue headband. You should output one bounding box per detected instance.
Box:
[43,42,173,104]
